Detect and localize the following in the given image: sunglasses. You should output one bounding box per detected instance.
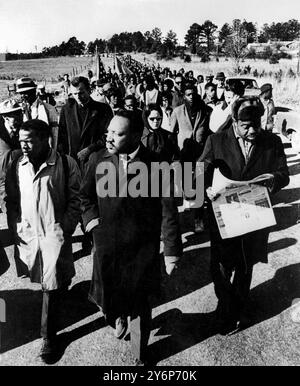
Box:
[149,117,162,121]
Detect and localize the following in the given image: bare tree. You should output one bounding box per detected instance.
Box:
[224,20,249,73]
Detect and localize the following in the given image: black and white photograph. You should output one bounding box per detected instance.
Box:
[0,0,299,369]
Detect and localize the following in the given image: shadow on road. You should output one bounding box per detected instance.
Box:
[149,308,217,364]
[0,242,10,276]
[241,262,300,330]
[149,263,300,364]
[0,281,100,354]
[267,237,297,253]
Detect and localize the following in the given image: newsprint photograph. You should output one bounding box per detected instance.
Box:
[0,0,300,372]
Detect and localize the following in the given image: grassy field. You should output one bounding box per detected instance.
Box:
[0,56,93,101]
[133,53,300,110]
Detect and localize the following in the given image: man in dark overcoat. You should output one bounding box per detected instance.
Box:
[200,97,289,333]
[80,110,163,365]
[58,76,113,167]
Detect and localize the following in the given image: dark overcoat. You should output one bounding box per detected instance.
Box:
[200,126,289,268]
[58,98,113,159]
[80,145,162,322]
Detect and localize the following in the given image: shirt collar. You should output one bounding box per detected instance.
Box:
[128,145,140,161]
[20,148,56,167]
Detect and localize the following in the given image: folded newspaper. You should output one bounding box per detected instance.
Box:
[211,169,276,239]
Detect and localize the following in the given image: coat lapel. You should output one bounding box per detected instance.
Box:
[193,109,202,131]
[81,108,98,139]
[183,105,193,132]
[226,127,246,173]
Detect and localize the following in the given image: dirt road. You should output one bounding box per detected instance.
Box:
[0,144,299,366]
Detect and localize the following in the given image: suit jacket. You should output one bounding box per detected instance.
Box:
[58,97,113,159]
[80,145,162,320]
[200,126,289,267]
[0,118,21,212]
[170,100,211,162]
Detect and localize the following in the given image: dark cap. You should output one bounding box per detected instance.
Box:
[216,72,225,80]
[232,97,265,121]
[260,83,272,94]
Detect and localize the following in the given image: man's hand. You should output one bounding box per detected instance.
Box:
[164,256,180,275]
[251,173,275,191]
[206,187,220,201]
[77,148,91,162]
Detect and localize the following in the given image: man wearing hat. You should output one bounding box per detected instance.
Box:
[200,96,289,334]
[215,72,226,101]
[260,83,275,132]
[91,79,108,104]
[16,77,59,148]
[0,99,23,212]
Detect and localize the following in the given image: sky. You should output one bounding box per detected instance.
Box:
[1,0,300,53]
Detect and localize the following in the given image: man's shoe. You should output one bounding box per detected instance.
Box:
[40,337,59,363]
[114,316,128,339]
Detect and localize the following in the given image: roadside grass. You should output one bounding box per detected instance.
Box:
[0,56,92,101]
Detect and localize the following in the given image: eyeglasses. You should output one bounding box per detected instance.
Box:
[149,117,162,121]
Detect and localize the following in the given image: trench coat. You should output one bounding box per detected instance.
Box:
[80,145,162,322]
[170,100,211,162]
[5,150,81,290]
[199,126,290,268]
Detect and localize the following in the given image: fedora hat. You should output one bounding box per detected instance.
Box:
[216,72,225,80]
[260,83,272,94]
[0,99,22,115]
[16,77,37,93]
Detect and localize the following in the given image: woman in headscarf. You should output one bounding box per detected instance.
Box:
[141,103,182,275]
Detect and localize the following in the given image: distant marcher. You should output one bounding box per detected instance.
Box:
[16,77,59,149]
[107,88,123,115]
[5,119,81,363]
[61,74,71,96]
[260,83,275,132]
[37,84,56,106]
[160,91,173,132]
[203,82,219,108]
[211,80,245,133]
[91,79,108,104]
[140,76,162,109]
[196,75,204,97]
[215,72,226,101]
[170,82,211,233]
[58,76,113,167]
[0,99,23,212]
[172,74,185,108]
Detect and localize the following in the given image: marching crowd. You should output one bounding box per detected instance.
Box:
[0,56,289,365]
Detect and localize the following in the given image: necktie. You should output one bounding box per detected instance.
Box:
[244,140,252,162]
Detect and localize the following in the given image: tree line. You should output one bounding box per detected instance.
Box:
[7,19,300,61]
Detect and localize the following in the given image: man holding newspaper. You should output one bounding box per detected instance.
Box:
[200,96,289,335]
